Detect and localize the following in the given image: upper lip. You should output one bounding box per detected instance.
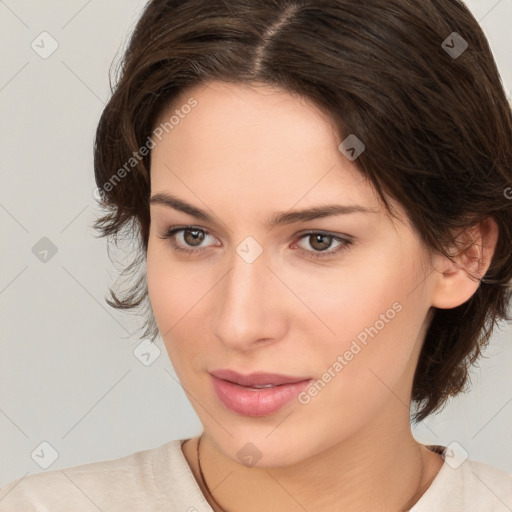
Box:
[210,369,312,387]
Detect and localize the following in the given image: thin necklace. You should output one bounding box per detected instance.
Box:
[398,451,425,512]
[195,435,429,512]
[196,434,229,512]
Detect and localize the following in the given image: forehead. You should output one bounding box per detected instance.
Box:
[155,81,341,161]
[148,81,405,230]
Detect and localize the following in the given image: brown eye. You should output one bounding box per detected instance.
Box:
[158,226,218,255]
[308,233,333,251]
[294,231,353,260]
[183,229,206,247]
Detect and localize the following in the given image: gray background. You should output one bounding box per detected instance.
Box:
[1,0,511,488]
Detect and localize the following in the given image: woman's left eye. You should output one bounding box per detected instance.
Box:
[293,232,352,259]
[157,227,352,260]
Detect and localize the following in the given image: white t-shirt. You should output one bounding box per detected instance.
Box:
[0,439,511,511]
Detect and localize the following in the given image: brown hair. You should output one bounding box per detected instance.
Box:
[93,0,512,422]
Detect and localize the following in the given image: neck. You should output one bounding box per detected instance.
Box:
[186,403,444,512]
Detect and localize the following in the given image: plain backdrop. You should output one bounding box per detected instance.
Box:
[1,0,511,488]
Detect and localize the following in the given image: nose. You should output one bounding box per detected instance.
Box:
[209,245,289,351]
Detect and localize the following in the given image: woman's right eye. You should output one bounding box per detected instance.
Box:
[157,226,219,255]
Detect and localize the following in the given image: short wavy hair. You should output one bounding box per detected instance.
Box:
[92,0,512,422]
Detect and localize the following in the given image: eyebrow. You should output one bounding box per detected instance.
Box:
[149,192,378,227]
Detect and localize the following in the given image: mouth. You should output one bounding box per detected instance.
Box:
[209,369,313,417]
[209,368,312,387]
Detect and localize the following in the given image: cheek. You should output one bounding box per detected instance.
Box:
[146,237,198,325]
[287,246,423,343]
[146,241,172,325]
[146,241,191,348]
[146,240,214,371]
[296,249,428,401]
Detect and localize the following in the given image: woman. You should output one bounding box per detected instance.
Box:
[1,0,511,510]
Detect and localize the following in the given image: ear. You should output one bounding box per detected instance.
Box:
[430,216,499,309]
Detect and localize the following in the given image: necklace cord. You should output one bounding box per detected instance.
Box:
[197,434,229,512]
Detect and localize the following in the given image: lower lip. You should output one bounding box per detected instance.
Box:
[210,375,312,417]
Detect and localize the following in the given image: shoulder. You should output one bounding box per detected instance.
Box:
[460,458,512,509]
[414,455,512,511]
[0,439,183,512]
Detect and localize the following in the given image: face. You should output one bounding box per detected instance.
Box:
[147,81,438,467]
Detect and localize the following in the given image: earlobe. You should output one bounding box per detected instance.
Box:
[430,216,499,309]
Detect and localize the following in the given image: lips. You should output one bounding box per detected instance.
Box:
[209,369,312,387]
[209,370,314,416]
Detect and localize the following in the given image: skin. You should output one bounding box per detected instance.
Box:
[146,81,498,511]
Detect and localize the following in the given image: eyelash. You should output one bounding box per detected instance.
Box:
[157,226,353,260]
